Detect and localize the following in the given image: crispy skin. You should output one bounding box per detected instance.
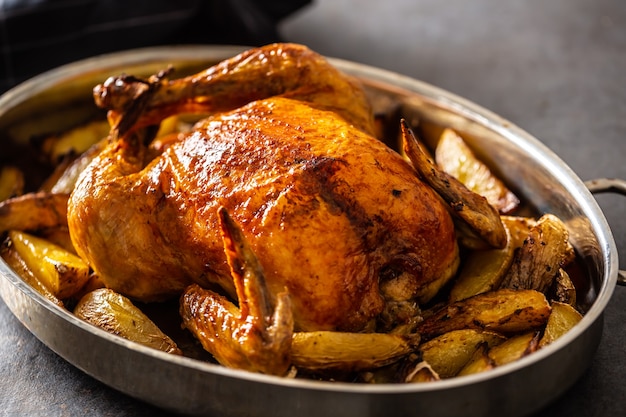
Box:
[69,97,458,332]
[69,43,459,333]
[179,207,293,375]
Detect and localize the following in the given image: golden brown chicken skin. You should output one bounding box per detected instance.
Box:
[68,43,460,334]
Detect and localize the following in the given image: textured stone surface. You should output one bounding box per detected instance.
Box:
[1,0,625,415]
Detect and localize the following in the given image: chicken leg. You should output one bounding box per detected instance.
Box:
[180,207,293,375]
[94,43,376,137]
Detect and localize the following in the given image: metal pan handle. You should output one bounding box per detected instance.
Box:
[584,178,626,285]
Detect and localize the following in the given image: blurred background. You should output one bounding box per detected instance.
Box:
[1,0,625,416]
[0,0,311,92]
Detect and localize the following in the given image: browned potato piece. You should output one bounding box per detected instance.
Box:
[457,343,495,376]
[552,268,577,307]
[435,128,519,214]
[500,213,571,293]
[401,120,507,250]
[8,230,90,299]
[501,215,537,248]
[449,215,539,302]
[419,329,505,378]
[74,288,182,355]
[418,289,551,339]
[449,224,514,302]
[449,216,535,301]
[488,332,540,366]
[0,166,25,202]
[0,192,69,233]
[539,301,583,347]
[291,331,418,372]
[70,273,106,302]
[0,239,64,307]
[42,120,109,164]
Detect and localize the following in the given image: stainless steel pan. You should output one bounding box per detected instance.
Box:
[0,45,624,417]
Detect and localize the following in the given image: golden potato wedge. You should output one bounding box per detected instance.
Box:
[42,120,109,163]
[449,214,542,302]
[0,166,25,202]
[8,230,90,299]
[0,192,69,233]
[7,104,102,146]
[291,331,418,372]
[418,289,551,339]
[74,288,182,355]
[0,239,64,307]
[539,301,583,347]
[449,215,541,302]
[456,343,495,376]
[435,128,519,214]
[488,331,540,366]
[449,224,514,302]
[500,213,571,293]
[419,329,505,378]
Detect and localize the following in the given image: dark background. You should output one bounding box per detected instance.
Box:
[0,0,310,92]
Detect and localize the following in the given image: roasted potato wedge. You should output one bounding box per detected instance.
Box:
[42,120,109,164]
[457,332,540,375]
[0,239,64,307]
[0,192,69,233]
[0,166,25,202]
[435,128,519,214]
[539,301,583,347]
[500,213,571,293]
[8,230,90,299]
[449,224,514,302]
[418,289,551,339]
[457,342,495,376]
[419,329,505,378]
[291,331,418,372]
[551,268,577,307]
[74,288,182,355]
[487,331,540,366]
[501,215,537,247]
[401,120,507,250]
[449,215,539,302]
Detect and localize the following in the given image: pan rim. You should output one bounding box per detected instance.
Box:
[0,44,618,397]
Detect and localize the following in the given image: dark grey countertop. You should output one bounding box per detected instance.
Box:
[1,0,625,415]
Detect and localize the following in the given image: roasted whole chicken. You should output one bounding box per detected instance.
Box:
[61,43,506,376]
